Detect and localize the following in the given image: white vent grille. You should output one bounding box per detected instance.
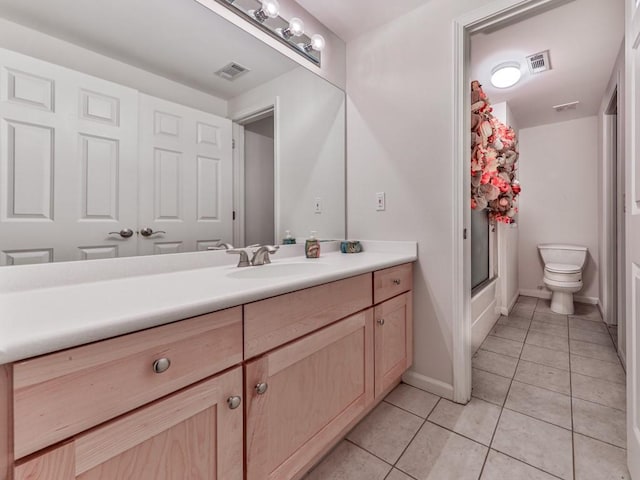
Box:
[526,50,551,74]
[215,62,249,81]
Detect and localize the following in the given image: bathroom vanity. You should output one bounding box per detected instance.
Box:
[0,242,416,480]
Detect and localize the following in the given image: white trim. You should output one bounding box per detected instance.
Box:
[452,0,569,405]
[519,288,600,305]
[232,123,245,248]
[402,370,454,401]
[499,290,520,316]
[472,298,500,354]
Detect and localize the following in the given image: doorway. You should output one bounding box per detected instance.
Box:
[605,88,626,358]
[232,107,277,248]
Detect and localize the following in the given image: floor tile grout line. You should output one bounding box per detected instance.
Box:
[568,346,576,480]
[385,397,442,478]
[381,399,431,421]
[479,303,533,479]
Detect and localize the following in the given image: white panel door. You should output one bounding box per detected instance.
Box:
[138,94,233,255]
[627,0,640,476]
[0,48,139,265]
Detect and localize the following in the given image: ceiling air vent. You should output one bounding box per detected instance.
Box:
[215,62,250,81]
[553,101,580,112]
[526,50,551,74]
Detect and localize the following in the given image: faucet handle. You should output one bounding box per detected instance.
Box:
[226,248,251,267]
[262,245,279,264]
[251,245,279,266]
[208,242,234,251]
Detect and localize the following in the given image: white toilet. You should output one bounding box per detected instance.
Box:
[537,244,588,314]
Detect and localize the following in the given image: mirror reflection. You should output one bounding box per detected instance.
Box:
[0,0,345,266]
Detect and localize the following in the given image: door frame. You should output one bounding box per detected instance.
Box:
[231,98,280,247]
[452,0,573,403]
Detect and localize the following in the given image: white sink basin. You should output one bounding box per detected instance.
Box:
[226,262,329,279]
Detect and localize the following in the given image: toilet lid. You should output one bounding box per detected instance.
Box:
[545,263,581,274]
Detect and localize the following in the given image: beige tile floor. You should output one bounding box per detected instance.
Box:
[304,296,630,480]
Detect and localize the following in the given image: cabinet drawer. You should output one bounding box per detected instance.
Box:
[373,263,413,304]
[13,307,242,459]
[244,274,372,358]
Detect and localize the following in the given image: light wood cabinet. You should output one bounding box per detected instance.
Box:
[245,310,374,480]
[374,292,413,398]
[13,307,242,459]
[14,367,244,480]
[3,262,414,480]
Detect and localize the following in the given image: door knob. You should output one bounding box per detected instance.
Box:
[108,228,134,238]
[140,227,167,237]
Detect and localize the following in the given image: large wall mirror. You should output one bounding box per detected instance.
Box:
[0,0,346,266]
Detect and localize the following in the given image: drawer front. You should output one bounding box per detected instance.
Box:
[373,263,413,304]
[13,306,242,459]
[244,274,372,359]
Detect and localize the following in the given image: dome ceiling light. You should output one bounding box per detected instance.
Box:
[490,62,522,89]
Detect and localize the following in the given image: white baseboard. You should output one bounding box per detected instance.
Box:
[499,291,520,316]
[402,370,454,401]
[519,289,599,305]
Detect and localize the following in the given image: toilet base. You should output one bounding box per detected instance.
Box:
[550,291,575,315]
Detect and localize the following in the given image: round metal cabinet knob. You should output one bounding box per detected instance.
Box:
[227,396,242,410]
[377,318,385,326]
[255,382,269,395]
[152,357,171,374]
[392,279,402,285]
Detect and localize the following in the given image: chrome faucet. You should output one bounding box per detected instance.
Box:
[207,242,234,251]
[251,245,279,266]
[226,244,279,267]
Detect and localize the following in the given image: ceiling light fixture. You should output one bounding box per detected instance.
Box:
[490,62,522,89]
[250,0,280,23]
[277,17,305,39]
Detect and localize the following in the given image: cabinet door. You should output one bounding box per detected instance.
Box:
[245,310,374,480]
[374,292,413,398]
[14,367,243,480]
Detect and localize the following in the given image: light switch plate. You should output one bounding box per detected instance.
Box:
[375,192,386,211]
[314,197,322,214]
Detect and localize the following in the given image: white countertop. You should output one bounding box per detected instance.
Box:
[0,241,417,364]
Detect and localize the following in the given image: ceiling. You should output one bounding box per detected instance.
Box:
[0,0,298,100]
[471,0,624,129]
[293,0,428,42]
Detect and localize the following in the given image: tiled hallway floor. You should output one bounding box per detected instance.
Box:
[304,296,629,480]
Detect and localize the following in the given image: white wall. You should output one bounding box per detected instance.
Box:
[518,116,600,301]
[229,67,346,242]
[244,116,276,246]
[346,0,497,397]
[0,18,228,117]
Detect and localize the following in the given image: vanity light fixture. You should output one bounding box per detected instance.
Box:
[214,0,323,65]
[249,0,280,23]
[490,62,522,89]
[300,33,325,53]
[277,17,305,39]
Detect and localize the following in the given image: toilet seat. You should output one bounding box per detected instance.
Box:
[544,263,582,283]
[545,263,581,274]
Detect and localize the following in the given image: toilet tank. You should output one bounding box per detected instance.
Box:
[538,244,588,268]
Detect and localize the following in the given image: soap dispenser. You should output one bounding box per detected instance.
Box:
[305,231,320,258]
[283,230,296,245]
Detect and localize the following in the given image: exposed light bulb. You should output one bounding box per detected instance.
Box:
[288,17,305,37]
[251,0,279,23]
[261,0,280,18]
[490,62,522,89]
[310,34,325,52]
